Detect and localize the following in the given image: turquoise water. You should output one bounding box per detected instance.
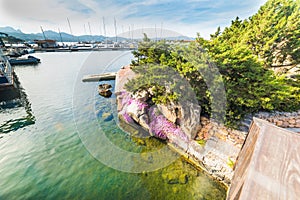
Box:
[0,51,226,199]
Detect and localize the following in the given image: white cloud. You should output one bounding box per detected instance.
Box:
[0,0,268,38]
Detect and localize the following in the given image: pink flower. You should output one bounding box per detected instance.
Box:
[122,112,133,123]
[118,91,188,142]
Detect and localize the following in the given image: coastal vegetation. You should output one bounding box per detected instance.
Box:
[126,0,300,127]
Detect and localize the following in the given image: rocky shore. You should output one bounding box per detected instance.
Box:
[115,66,245,187]
[115,65,300,188]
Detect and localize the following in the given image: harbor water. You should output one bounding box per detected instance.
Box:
[0,51,226,199]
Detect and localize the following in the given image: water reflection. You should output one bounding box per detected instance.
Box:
[0,74,35,134]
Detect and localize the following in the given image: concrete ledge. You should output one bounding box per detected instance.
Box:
[82,72,117,82]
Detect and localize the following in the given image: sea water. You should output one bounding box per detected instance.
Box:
[0,51,226,200]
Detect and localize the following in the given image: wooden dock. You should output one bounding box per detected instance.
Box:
[82,72,117,82]
[227,118,300,199]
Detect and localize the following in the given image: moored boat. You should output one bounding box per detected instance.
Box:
[8,55,40,65]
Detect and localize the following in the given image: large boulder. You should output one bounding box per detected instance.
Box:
[99,83,112,90]
[98,84,112,98]
[132,90,150,102]
[157,101,201,139]
[99,89,112,98]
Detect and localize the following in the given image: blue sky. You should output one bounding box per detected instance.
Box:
[0,0,267,38]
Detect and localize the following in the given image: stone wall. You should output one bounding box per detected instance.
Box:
[240,110,300,133]
[255,110,300,129]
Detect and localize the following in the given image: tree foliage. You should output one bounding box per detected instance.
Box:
[126,0,300,127]
[201,0,300,68]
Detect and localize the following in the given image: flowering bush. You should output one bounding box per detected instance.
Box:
[122,112,134,123]
[119,91,188,142]
[149,107,188,142]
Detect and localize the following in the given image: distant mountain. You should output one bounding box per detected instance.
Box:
[0,26,194,42]
[0,26,114,42]
[0,26,23,33]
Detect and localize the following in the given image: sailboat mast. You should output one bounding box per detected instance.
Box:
[58,28,63,44]
[67,18,73,35]
[114,17,117,42]
[40,26,47,40]
[128,26,131,42]
[88,22,92,42]
[131,24,134,42]
[102,17,107,46]
[84,24,87,35]
[67,18,79,43]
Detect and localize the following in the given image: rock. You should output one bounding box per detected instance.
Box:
[215,132,227,141]
[133,90,150,102]
[177,101,201,139]
[126,103,142,122]
[98,84,113,98]
[187,140,205,159]
[157,104,178,123]
[96,110,103,118]
[117,96,124,111]
[276,120,283,127]
[283,121,290,128]
[102,112,113,121]
[98,83,112,90]
[138,114,150,130]
[288,119,296,125]
[157,101,201,139]
[99,89,112,98]
[200,116,209,126]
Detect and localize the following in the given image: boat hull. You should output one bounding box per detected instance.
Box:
[8,56,40,66]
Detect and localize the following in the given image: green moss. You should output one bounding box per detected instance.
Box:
[197,139,207,147]
[227,158,235,169]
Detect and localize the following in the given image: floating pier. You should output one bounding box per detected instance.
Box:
[82,72,117,82]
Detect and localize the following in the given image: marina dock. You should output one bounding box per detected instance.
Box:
[34,47,137,53]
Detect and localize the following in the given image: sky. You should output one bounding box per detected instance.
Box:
[0,0,267,39]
